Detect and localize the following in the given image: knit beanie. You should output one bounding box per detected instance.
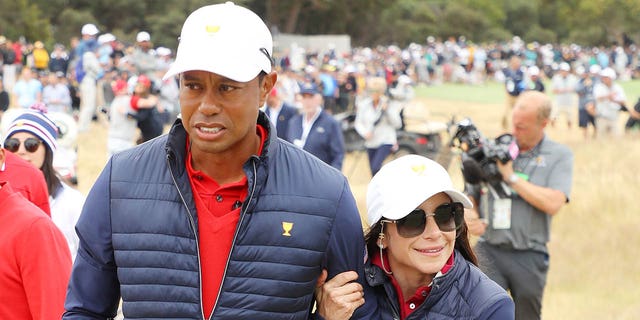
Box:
[6,108,59,152]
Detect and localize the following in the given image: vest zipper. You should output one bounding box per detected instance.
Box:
[167,154,207,319]
[208,157,259,319]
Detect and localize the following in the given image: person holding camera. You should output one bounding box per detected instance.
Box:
[464,91,574,320]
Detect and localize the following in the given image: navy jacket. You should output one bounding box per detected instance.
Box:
[365,250,514,319]
[286,111,345,170]
[265,102,298,140]
[63,112,376,319]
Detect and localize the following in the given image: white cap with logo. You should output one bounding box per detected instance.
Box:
[163,1,273,82]
[366,155,473,226]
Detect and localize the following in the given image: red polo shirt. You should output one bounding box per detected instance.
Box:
[186,125,266,318]
[371,249,454,319]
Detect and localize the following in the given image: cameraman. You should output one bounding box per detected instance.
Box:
[464,91,573,320]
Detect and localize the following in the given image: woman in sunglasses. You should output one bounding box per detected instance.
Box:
[4,105,84,262]
[315,155,514,320]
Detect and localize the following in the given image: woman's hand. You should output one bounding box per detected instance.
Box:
[315,269,365,320]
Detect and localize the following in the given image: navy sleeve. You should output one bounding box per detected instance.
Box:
[329,119,345,171]
[63,160,120,319]
[477,296,515,320]
[323,179,378,319]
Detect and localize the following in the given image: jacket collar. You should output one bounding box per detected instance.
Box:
[365,249,466,309]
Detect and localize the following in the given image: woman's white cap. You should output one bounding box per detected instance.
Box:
[163,2,272,82]
[367,155,473,226]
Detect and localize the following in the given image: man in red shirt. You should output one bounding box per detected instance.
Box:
[63,3,376,319]
[0,137,51,216]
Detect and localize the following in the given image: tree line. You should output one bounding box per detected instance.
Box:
[1,0,639,51]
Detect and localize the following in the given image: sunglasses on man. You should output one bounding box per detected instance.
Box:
[3,137,43,153]
[381,202,465,238]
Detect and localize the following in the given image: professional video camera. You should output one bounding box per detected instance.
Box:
[450,118,515,198]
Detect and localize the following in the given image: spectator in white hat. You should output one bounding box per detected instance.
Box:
[550,62,577,128]
[63,3,376,319]
[74,23,99,59]
[131,30,157,78]
[593,67,626,137]
[526,65,545,93]
[316,155,514,319]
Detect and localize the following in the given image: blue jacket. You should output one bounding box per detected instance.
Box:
[64,112,376,319]
[265,102,298,140]
[286,111,345,170]
[365,250,514,319]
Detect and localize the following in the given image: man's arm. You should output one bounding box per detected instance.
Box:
[322,180,378,319]
[63,161,121,319]
[497,148,573,216]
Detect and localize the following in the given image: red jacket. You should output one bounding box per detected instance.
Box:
[0,152,50,216]
[0,181,71,319]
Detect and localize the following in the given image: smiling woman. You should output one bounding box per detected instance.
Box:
[315,154,514,320]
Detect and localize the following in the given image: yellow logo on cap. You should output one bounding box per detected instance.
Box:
[205,25,220,34]
[282,222,293,237]
[411,164,427,175]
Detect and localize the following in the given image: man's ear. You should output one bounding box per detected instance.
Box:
[259,72,278,106]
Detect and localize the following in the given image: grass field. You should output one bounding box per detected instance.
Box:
[75,79,640,319]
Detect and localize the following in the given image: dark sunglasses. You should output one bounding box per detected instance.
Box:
[3,137,43,153]
[382,202,464,237]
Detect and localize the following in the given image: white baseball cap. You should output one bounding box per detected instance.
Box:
[589,64,602,75]
[163,1,273,82]
[81,23,99,36]
[528,65,540,76]
[559,62,571,71]
[136,31,151,42]
[600,67,616,80]
[98,33,116,45]
[367,155,472,226]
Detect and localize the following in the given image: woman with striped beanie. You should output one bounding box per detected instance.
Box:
[4,103,85,261]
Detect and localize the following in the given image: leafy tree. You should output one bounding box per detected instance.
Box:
[2,0,640,51]
[0,0,50,43]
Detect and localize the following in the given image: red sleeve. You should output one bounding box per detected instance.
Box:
[31,170,51,217]
[17,217,72,319]
[130,95,140,111]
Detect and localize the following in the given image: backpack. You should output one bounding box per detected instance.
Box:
[75,57,85,83]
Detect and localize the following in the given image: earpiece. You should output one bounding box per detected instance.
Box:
[378,243,384,249]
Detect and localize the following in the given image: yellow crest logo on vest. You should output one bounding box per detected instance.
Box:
[282,222,293,236]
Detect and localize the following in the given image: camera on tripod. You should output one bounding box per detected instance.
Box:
[450,118,515,198]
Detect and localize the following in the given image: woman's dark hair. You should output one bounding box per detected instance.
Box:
[41,145,62,198]
[364,216,478,267]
